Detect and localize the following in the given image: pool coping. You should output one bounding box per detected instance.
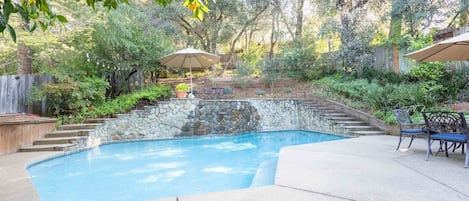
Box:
[2,135,469,201]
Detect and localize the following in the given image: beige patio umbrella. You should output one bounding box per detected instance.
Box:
[159,47,220,94]
[405,32,469,62]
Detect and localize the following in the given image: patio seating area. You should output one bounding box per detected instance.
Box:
[422,111,469,168]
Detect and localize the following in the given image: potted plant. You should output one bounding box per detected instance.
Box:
[175,83,190,98]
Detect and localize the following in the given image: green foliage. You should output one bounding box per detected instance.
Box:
[175,83,190,92]
[240,43,264,74]
[234,61,254,89]
[255,89,265,96]
[409,62,445,81]
[79,84,172,121]
[449,68,469,102]
[0,0,209,42]
[406,33,434,51]
[223,86,233,95]
[352,67,411,85]
[277,40,323,80]
[313,74,447,121]
[91,4,173,96]
[32,76,109,117]
[390,0,455,38]
[261,58,282,93]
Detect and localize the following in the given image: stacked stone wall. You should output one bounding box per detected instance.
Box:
[87,99,348,147]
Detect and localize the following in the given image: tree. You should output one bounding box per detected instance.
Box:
[389,0,458,38]
[91,5,173,97]
[461,0,469,26]
[0,0,210,42]
[272,0,305,40]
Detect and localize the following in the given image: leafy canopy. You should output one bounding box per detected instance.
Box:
[0,0,209,42]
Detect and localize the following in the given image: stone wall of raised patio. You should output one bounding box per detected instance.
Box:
[87,99,347,147]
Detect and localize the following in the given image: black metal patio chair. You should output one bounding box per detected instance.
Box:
[393,109,427,150]
[422,111,469,168]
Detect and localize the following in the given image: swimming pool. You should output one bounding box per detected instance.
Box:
[28,130,345,201]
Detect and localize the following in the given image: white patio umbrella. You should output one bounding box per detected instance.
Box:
[405,32,469,62]
[159,47,220,94]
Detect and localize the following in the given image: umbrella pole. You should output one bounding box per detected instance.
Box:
[190,64,193,94]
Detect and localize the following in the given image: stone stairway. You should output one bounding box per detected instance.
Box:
[301,100,387,136]
[19,119,107,152]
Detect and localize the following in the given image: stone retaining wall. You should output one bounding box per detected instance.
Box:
[87,99,348,147]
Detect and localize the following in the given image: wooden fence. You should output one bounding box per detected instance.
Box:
[0,74,53,115]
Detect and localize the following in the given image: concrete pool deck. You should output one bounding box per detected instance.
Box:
[1,135,469,201]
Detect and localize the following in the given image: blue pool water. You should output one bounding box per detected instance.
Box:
[28,130,345,201]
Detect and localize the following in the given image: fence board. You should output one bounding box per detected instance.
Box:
[0,74,53,115]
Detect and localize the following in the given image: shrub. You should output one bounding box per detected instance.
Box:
[234,61,254,89]
[32,76,109,118]
[314,76,442,117]
[77,84,171,122]
[223,87,233,95]
[277,40,322,80]
[261,58,282,93]
[256,89,265,96]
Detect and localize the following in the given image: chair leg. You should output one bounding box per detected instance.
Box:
[465,147,469,168]
[426,138,431,161]
[408,135,415,148]
[445,141,449,157]
[396,134,403,150]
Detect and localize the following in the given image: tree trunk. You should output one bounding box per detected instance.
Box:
[221,2,269,75]
[17,41,32,75]
[269,5,280,59]
[294,0,304,39]
[389,0,402,74]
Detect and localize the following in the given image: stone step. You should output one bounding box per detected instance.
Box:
[343,125,376,131]
[334,121,368,126]
[313,106,332,110]
[83,118,111,123]
[57,123,101,130]
[45,129,92,138]
[302,102,323,107]
[33,136,86,145]
[325,116,357,121]
[322,113,349,117]
[352,130,387,135]
[18,144,76,152]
